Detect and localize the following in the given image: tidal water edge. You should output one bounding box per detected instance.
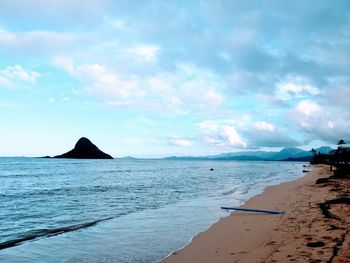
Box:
[0,158,306,262]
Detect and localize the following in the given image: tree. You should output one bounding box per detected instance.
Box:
[310,148,317,157]
[337,139,346,145]
[337,139,346,149]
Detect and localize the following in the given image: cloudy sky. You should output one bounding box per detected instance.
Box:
[0,0,349,157]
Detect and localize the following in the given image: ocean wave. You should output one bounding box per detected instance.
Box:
[222,188,238,196]
[0,217,113,250]
[0,185,127,199]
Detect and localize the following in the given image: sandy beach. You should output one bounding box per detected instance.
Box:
[161,164,350,263]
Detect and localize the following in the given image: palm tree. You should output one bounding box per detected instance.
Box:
[310,148,317,157]
[337,139,346,146]
[337,139,346,151]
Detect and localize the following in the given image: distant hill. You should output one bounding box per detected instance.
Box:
[272,147,308,160]
[164,156,209,161]
[165,155,267,161]
[54,137,113,159]
[163,146,333,161]
[212,155,268,161]
[314,146,333,154]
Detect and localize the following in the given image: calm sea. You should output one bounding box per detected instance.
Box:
[0,158,306,262]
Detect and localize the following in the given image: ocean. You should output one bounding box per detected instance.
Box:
[0,158,306,262]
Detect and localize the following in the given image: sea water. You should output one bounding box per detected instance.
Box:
[0,158,306,262]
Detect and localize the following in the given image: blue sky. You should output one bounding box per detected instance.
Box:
[0,0,349,157]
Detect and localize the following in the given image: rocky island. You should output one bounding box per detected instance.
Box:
[54,137,113,159]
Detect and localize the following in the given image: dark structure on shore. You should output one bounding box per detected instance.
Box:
[54,137,113,159]
[330,141,350,177]
[310,150,332,165]
[311,139,350,177]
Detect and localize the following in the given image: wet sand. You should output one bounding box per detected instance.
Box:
[161,164,350,263]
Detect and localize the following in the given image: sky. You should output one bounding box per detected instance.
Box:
[0,0,349,157]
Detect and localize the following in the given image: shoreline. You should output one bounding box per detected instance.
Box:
[161,164,350,262]
[158,163,308,262]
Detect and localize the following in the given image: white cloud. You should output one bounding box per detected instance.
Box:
[255,121,276,131]
[197,117,251,132]
[0,65,40,89]
[0,29,80,53]
[55,58,225,114]
[197,120,221,132]
[296,100,321,116]
[54,57,76,75]
[202,89,224,106]
[55,59,143,99]
[167,136,194,147]
[148,77,172,93]
[197,118,299,149]
[327,121,334,129]
[220,125,247,148]
[1,65,40,84]
[147,64,226,112]
[128,44,160,61]
[80,64,142,98]
[275,76,320,100]
[197,119,248,149]
[173,138,193,147]
[290,99,350,143]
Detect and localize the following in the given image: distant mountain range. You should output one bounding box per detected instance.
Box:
[163,146,333,161]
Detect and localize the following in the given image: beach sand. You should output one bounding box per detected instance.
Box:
[161,164,350,263]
